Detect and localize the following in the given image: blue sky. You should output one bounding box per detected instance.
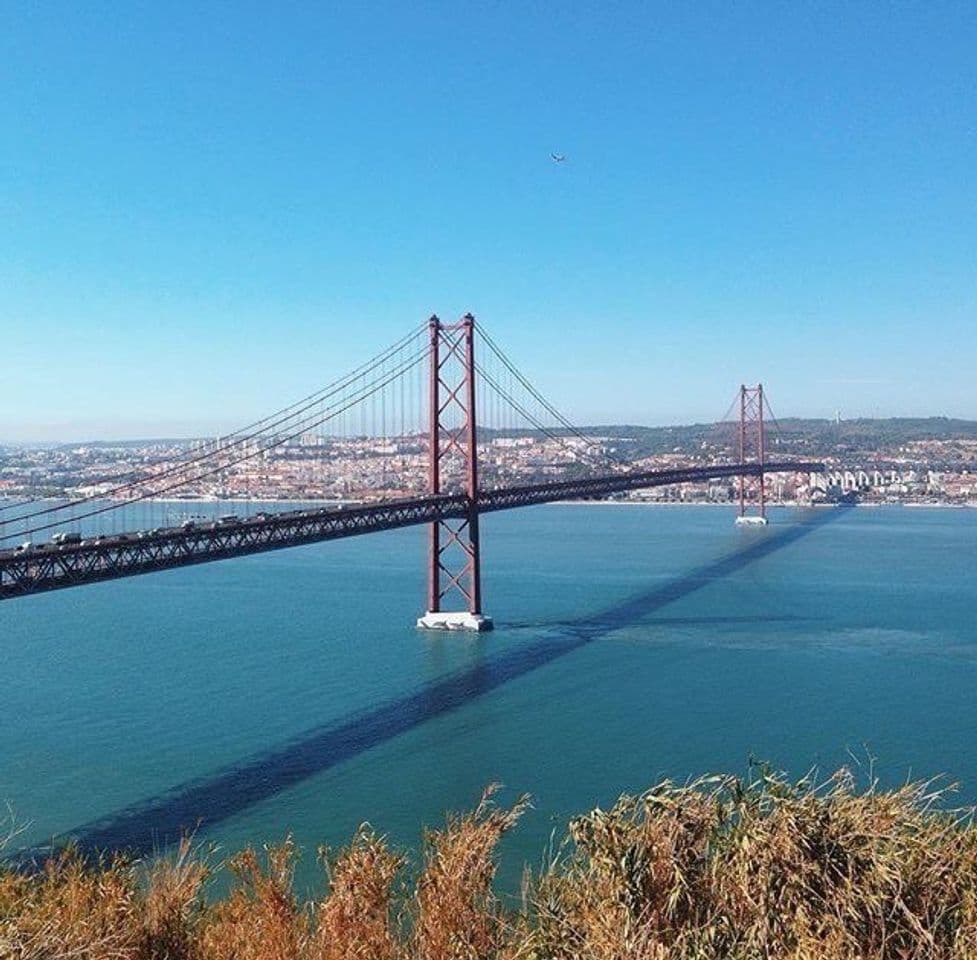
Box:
[2,2,975,440]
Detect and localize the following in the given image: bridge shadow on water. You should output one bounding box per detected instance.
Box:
[20,506,848,862]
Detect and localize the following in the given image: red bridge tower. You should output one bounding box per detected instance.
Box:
[735,383,768,526]
[416,314,493,631]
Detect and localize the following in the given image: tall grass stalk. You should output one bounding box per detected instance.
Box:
[2,768,976,959]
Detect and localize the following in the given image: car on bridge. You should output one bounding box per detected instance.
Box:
[52,532,82,545]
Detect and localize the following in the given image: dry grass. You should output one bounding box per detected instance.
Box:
[314,826,403,960]
[530,766,977,960]
[2,767,977,959]
[412,785,530,960]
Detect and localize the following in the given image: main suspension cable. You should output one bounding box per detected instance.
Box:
[1,345,431,543]
[475,363,614,471]
[0,323,427,524]
[474,321,627,465]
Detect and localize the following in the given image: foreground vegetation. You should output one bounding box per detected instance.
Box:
[3,767,977,959]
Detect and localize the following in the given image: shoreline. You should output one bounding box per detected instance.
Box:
[2,496,974,511]
[547,499,976,510]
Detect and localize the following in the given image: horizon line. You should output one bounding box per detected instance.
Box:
[2,413,975,448]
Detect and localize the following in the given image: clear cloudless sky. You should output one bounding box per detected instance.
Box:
[1,2,975,440]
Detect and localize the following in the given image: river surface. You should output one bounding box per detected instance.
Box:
[3,503,976,889]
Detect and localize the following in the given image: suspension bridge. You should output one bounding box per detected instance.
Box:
[0,316,823,625]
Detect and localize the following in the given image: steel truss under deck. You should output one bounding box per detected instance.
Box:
[0,461,822,601]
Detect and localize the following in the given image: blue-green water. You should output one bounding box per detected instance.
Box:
[3,504,976,888]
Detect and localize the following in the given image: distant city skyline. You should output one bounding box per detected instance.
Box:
[6,409,977,447]
[2,3,975,442]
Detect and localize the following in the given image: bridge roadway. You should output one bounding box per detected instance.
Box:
[0,461,822,600]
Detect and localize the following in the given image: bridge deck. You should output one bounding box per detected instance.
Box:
[0,462,822,600]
